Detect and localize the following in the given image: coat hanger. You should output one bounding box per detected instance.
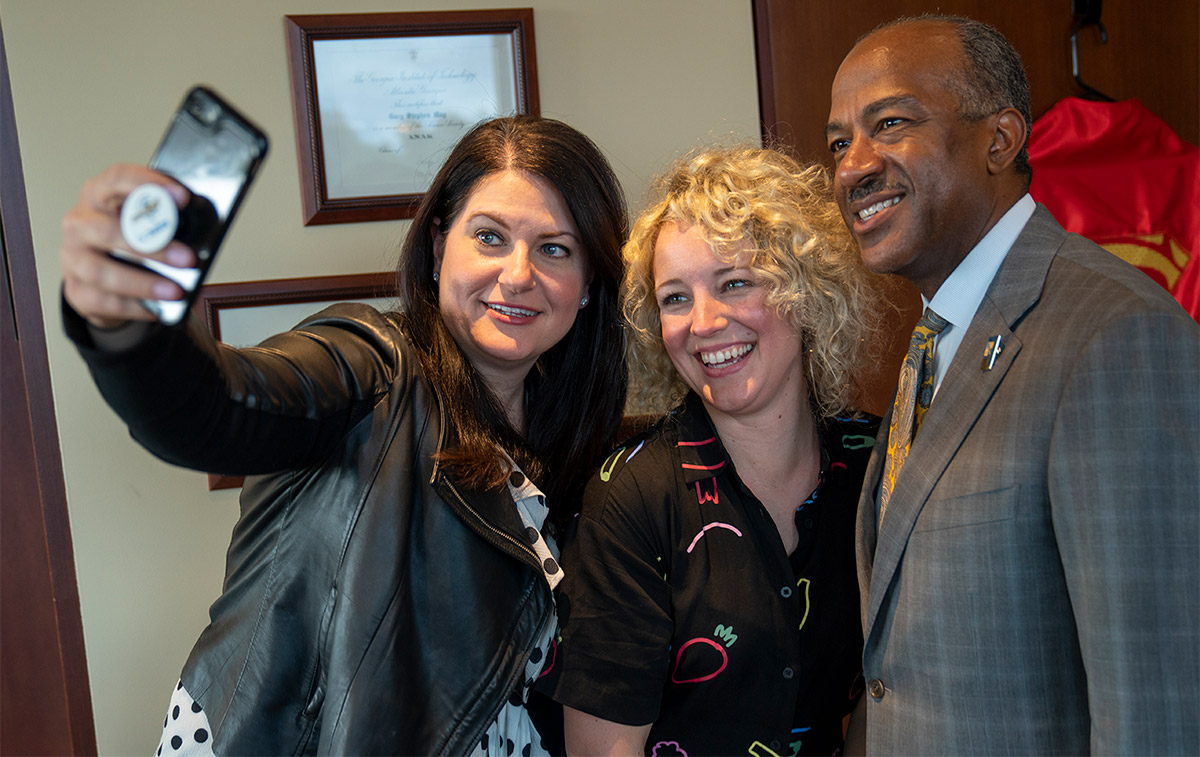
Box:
[1070,0,1116,101]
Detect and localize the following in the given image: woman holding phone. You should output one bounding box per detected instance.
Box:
[60,116,627,756]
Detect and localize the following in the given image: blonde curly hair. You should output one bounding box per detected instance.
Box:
[623,146,883,417]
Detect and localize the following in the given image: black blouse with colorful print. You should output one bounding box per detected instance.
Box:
[541,393,879,757]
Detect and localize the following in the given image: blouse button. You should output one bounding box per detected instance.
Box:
[525,526,540,544]
[780,586,793,598]
[868,678,886,699]
[509,471,526,487]
[543,557,560,575]
[782,666,795,679]
[769,740,782,752]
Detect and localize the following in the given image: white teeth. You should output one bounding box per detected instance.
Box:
[489,303,537,317]
[858,196,900,220]
[700,344,753,367]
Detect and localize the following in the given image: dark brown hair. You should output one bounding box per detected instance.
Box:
[397,116,628,521]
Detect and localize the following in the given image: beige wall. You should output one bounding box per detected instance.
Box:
[3,1,759,753]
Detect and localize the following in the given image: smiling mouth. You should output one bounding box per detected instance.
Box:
[700,344,753,368]
[488,303,539,318]
[858,196,901,221]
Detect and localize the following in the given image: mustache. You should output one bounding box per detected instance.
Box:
[847,179,899,204]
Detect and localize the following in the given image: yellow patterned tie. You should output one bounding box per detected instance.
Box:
[879,308,949,521]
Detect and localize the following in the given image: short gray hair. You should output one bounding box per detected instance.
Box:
[867,14,1032,181]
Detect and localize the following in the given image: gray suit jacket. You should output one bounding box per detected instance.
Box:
[857,206,1200,755]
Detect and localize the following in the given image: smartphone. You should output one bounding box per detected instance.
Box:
[113,86,268,324]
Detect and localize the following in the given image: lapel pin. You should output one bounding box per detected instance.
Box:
[981,334,1004,371]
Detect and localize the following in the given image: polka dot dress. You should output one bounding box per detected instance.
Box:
[469,620,556,757]
[469,462,561,757]
[155,680,215,756]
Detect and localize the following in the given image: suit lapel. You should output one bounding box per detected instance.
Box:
[860,206,1068,638]
[863,302,1022,633]
[855,417,888,625]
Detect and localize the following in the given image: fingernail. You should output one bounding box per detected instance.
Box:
[152,280,180,300]
[164,246,193,267]
[166,183,189,204]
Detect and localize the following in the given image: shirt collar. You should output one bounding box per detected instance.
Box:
[926,193,1036,327]
[672,392,832,487]
[674,392,732,485]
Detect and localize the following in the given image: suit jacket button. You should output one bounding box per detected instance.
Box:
[867,678,886,699]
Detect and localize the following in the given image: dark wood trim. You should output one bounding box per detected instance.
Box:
[194,271,399,339]
[751,0,777,146]
[0,19,97,756]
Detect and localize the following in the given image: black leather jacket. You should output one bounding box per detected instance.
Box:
[66,302,555,755]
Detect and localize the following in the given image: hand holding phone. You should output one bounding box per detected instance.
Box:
[110,86,268,324]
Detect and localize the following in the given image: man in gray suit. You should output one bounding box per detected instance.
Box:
[825,15,1199,755]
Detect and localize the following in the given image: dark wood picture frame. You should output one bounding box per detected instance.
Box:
[284,9,539,226]
[192,272,400,489]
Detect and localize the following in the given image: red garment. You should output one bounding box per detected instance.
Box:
[1029,97,1199,321]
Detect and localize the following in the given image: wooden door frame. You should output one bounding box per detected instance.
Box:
[0,19,97,756]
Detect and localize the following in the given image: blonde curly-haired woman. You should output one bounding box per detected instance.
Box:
[542,146,886,757]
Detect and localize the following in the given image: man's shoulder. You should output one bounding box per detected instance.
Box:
[1007,208,1189,324]
[1046,232,1190,320]
[995,226,1200,387]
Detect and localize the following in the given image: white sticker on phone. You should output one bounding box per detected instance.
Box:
[120,183,179,253]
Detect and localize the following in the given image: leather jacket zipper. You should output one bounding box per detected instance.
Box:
[440,476,542,569]
[426,386,543,571]
[436,476,555,755]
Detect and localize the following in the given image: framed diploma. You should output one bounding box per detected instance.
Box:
[193,272,400,489]
[285,9,539,225]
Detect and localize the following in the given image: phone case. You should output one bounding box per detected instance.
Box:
[119,86,268,325]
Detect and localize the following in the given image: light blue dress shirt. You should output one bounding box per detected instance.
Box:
[926,194,1036,399]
